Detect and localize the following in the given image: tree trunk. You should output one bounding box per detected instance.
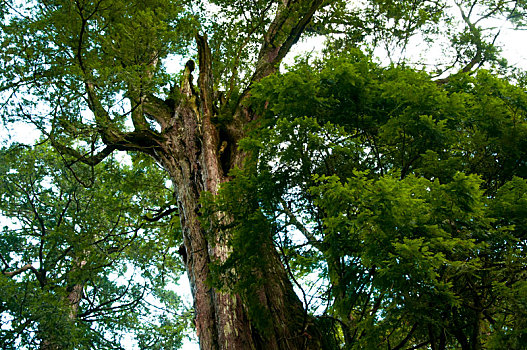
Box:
[148,34,327,350]
[160,129,325,350]
[39,262,85,350]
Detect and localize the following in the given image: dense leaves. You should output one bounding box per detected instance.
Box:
[0,145,188,349]
[1,0,527,349]
[201,52,527,348]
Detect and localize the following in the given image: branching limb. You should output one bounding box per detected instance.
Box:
[279,198,323,251]
[143,206,178,222]
[225,1,275,102]
[85,82,125,145]
[252,0,325,82]
[436,1,489,84]
[391,322,419,350]
[143,94,173,128]
[51,138,116,167]
[85,83,165,155]
[1,263,38,278]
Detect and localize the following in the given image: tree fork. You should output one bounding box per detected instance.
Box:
[63,1,330,347]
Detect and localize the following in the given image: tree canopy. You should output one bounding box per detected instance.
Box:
[0,144,190,349]
[1,0,526,349]
[225,53,527,348]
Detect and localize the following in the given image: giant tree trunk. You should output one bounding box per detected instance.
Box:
[160,109,325,350]
[147,36,326,349]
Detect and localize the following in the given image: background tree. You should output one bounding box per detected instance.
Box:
[0,0,526,349]
[0,144,188,349]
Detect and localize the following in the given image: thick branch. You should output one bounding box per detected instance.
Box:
[85,82,125,144]
[143,206,178,222]
[252,0,325,82]
[143,94,173,128]
[130,94,149,131]
[197,34,214,122]
[279,199,324,251]
[2,263,39,278]
[225,0,326,162]
[180,60,196,97]
[197,34,225,188]
[51,139,116,166]
[436,1,485,84]
[128,55,161,131]
[85,83,165,155]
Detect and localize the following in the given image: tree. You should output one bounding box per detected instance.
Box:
[0,0,526,349]
[0,144,188,349]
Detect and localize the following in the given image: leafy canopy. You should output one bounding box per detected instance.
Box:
[202,51,527,348]
[0,145,188,349]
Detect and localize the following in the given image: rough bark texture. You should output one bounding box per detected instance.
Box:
[152,47,325,349]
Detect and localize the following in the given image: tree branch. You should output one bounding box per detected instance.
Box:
[251,0,325,82]
[391,322,419,350]
[197,34,214,122]
[143,94,173,128]
[51,137,116,166]
[436,1,486,84]
[143,206,178,222]
[2,263,39,278]
[84,83,164,155]
[279,199,323,251]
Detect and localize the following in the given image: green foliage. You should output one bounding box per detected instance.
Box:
[200,165,276,334]
[0,144,188,349]
[201,51,527,348]
[1,0,527,349]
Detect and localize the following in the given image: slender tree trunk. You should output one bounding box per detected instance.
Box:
[39,259,85,350]
[39,283,84,350]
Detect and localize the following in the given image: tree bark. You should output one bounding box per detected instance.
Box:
[160,112,326,349]
[155,82,318,350]
[144,29,327,349]
[39,262,85,350]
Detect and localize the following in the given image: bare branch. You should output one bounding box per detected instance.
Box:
[51,137,116,167]
[279,199,323,251]
[143,206,178,222]
[197,34,214,122]
[2,263,38,278]
[436,1,487,84]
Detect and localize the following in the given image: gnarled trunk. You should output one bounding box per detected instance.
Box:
[149,36,326,350]
[160,123,325,350]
